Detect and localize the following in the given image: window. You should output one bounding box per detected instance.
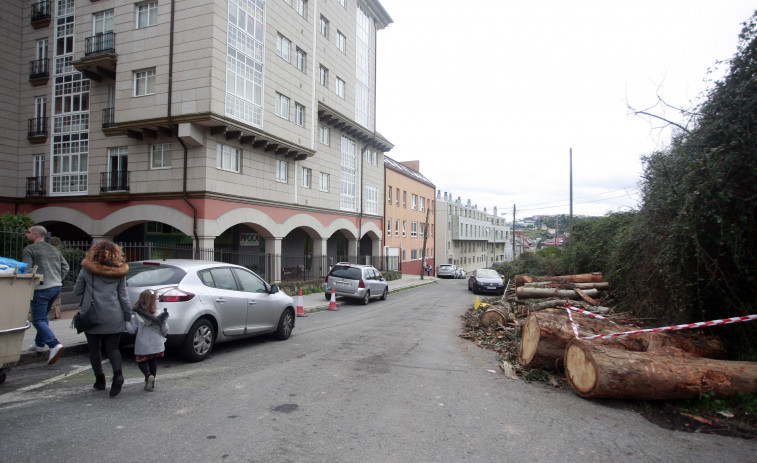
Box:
[276,159,288,183]
[217,144,240,172]
[276,33,291,62]
[420,223,425,238]
[319,65,328,87]
[403,191,406,208]
[336,77,345,98]
[365,185,378,215]
[319,125,330,145]
[395,219,399,236]
[402,220,406,237]
[320,16,329,38]
[275,92,289,119]
[340,135,356,211]
[411,194,417,210]
[387,185,392,204]
[411,222,418,238]
[395,187,399,206]
[295,103,305,126]
[386,218,391,237]
[151,144,172,169]
[320,172,329,191]
[302,167,311,188]
[337,31,346,53]
[420,197,425,212]
[371,151,377,166]
[338,0,345,6]
[296,47,306,72]
[296,0,307,17]
[136,1,157,28]
[134,68,155,96]
[93,9,114,35]
[411,249,417,260]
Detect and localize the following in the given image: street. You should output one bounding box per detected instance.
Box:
[1,280,755,462]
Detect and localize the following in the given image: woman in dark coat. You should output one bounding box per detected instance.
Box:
[73,241,132,397]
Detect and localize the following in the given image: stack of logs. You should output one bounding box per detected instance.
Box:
[514,272,610,313]
[518,306,757,400]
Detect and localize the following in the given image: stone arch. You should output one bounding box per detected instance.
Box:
[100,205,194,237]
[209,207,277,239]
[28,206,99,236]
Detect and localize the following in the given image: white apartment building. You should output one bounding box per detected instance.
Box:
[0,0,393,282]
[435,191,515,273]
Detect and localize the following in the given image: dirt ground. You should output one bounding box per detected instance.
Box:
[460,302,757,441]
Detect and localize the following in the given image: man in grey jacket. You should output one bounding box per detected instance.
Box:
[22,225,69,365]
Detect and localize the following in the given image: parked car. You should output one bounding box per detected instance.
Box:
[437,264,458,279]
[468,268,505,295]
[125,260,296,362]
[324,263,388,305]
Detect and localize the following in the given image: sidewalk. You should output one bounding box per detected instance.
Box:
[17,274,437,365]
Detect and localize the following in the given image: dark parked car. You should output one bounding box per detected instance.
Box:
[126,260,296,362]
[468,268,505,295]
[324,263,388,305]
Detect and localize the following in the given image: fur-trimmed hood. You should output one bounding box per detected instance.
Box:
[134,306,161,324]
[80,257,129,279]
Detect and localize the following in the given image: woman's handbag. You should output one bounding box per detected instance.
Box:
[71,274,100,334]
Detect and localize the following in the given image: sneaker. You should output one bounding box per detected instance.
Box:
[26,343,49,353]
[47,344,64,365]
[145,375,155,392]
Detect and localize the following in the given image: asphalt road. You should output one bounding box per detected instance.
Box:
[1,279,755,462]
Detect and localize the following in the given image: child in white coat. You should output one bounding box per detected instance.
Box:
[127,289,169,391]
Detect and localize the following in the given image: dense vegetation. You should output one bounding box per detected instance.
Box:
[496,12,757,356]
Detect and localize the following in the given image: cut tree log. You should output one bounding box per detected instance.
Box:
[523,282,611,290]
[514,274,533,287]
[565,340,757,400]
[526,299,570,311]
[516,287,599,300]
[535,273,603,283]
[574,288,600,306]
[480,306,511,328]
[518,309,728,370]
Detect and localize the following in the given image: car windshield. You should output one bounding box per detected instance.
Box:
[126,263,187,287]
[440,265,453,270]
[329,265,363,280]
[476,269,500,278]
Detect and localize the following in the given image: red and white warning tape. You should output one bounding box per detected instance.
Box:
[564,304,757,340]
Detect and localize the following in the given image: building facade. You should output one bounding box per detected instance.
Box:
[383,156,434,275]
[435,191,515,273]
[1,0,393,282]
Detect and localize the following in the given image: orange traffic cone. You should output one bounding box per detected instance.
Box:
[296,288,307,317]
[328,287,338,310]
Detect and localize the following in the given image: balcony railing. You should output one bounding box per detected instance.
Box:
[102,107,116,129]
[26,177,47,196]
[100,171,129,193]
[27,117,48,138]
[30,1,51,27]
[29,59,49,80]
[85,32,115,55]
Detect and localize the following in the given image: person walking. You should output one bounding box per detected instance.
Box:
[126,289,169,392]
[73,241,132,397]
[21,225,69,365]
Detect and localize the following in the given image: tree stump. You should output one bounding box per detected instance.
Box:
[480,307,511,328]
[565,340,757,400]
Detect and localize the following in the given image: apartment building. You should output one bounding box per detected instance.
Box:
[1,0,393,282]
[435,191,515,273]
[383,156,434,275]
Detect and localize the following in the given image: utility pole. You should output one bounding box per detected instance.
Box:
[512,204,516,260]
[421,205,430,279]
[569,148,573,249]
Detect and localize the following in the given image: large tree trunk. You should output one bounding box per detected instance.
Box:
[565,340,757,400]
[518,309,727,370]
[516,287,599,300]
[535,273,603,283]
[523,282,611,290]
[480,307,511,328]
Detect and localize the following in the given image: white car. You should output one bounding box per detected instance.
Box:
[437,264,458,279]
[126,260,296,362]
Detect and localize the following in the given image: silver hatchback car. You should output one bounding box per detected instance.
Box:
[324,263,388,305]
[126,260,296,362]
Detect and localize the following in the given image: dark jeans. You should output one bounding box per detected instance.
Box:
[85,333,122,376]
[30,287,61,348]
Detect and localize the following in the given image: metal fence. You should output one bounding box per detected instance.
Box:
[2,229,399,288]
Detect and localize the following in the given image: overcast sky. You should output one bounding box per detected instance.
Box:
[374,1,755,219]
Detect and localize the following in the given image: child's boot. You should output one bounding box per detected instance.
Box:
[145,374,155,391]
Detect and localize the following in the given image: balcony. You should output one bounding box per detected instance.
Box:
[100,171,129,193]
[27,117,48,143]
[26,177,47,197]
[102,107,116,129]
[29,59,50,86]
[73,32,116,82]
[30,1,51,29]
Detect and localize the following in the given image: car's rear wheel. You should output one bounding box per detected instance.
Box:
[273,308,294,340]
[182,318,215,362]
[380,287,388,300]
[361,290,370,305]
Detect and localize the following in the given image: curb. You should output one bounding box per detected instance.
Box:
[15,343,90,367]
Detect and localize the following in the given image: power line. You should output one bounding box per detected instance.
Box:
[518,191,639,213]
[518,186,638,209]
